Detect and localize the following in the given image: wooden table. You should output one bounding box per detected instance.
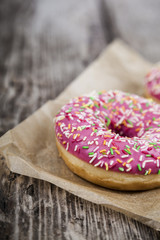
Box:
[1,0,160,239]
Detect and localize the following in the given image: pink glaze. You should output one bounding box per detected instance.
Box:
[145,68,160,101]
[55,90,160,175]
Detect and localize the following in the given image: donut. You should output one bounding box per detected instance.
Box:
[145,68,160,103]
[55,90,160,191]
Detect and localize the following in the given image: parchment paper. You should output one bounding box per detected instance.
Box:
[1,39,160,230]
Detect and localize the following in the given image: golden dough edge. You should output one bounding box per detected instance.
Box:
[56,137,160,191]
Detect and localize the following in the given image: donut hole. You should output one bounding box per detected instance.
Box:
[104,119,139,138]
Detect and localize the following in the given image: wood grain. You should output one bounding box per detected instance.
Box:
[0,0,160,239]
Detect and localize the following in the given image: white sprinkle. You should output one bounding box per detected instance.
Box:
[83,136,87,141]
[89,154,97,163]
[142,160,154,168]
[110,160,114,166]
[100,162,104,167]
[139,155,143,161]
[74,145,78,152]
[126,164,132,172]
[93,146,99,152]
[121,155,129,158]
[98,155,105,160]
[77,119,81,123]
[88,141,94,145]
[94,161,101,167]
[95,141,99,145]
[115,134,119,139]
[157,159,159,167]
[108,139,112,147]
[132,148,139,152]
[66,142,69,151]
[91,132,94,136]
[73,134,78,139]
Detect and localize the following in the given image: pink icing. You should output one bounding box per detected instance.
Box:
[145,68,160,100]
[55,90,160,175]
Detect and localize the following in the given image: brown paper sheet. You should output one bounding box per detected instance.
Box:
[1,39,160,230]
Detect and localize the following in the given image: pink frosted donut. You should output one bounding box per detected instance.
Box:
[145,68,160,102]
[55,90,160,191]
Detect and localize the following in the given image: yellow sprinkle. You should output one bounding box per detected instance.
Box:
[123,162,126,166]
[100,149,106,153]
[104,135,111,138]
[157,157,160,159]
[115,150,120,155]
[148,168,151,175]
[127,158,133,163]
[62,141,66,145]
[117,159,122,163]
[105,163,108,171]
[71,128,75,133]
[103,140,106,145]
[112,146,117,150]
[68,124,71,129]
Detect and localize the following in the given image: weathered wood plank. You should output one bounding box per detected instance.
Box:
[0,0,160,239]
[103,0,160,62]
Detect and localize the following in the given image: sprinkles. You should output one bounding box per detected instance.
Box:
[56,90,160,176]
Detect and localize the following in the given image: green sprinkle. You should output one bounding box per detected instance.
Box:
[158,125,160,127]
[129,102,133,107]
[137,164,142,171]
[145,170,148,175]
[127,119,133,126]
[81,126,86,130]
[137,146,141,150]
[120,100,124,104]
[146,103,149,107]
[66,110,72,113]
[88,152,94,155]
[108,98,115,103]
[92,123,95,126]
[98,92,102,95]
[79,109,84,112]
[94,103,100,108]
[126,145,130,149]
[134,143,137,148]
[112,109,116,112]
[152,117,156,121]
[145,127,152,131]
[158,169,160,175]
[69,107,72,110]
[154,146,157,149]
[95,115,99,119]
[94,129,98,132]
[105,116,111,127]
[124,149,131,155]
[140,108,143,113]
[146,154,151,157]
[82,146,89,149]
[157,145,160,148]
[90,96,95,100]
[103,105,107,109]
[119,167,124,172]
[110,148,114,155]
[80,106,85,109]
[149,142,156,145]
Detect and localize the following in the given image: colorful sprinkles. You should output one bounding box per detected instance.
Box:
[55,90,160,175]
